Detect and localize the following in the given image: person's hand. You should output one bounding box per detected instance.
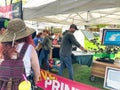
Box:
[79,46,87,53]
[84,49,87,53]
[34,75,42,84]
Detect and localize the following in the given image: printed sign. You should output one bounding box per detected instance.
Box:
[36,69,100,90]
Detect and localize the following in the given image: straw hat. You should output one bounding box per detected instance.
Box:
[0,18,35,42]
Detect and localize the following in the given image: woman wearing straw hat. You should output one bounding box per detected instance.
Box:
[0,18,40,90]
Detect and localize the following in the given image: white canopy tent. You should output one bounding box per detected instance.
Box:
[23,0,120,25]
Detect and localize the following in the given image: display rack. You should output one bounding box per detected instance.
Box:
[90,29,120,81]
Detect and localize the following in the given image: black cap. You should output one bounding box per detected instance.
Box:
[70,24,78,30]
[0,17,10,30]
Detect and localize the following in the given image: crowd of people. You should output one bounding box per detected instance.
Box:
[0,17,87,89]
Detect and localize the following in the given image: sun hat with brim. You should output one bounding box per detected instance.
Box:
[0,18,35,42]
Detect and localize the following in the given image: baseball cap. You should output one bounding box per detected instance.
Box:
[70,24,78,30]
[0,17,10,30]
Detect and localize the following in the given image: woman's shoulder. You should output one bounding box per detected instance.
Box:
[17,42,32,52]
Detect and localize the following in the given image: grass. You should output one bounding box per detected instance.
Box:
[38,63,108,90]
[61,64,107,90]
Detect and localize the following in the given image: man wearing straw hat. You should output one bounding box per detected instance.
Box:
[0,18,40,90]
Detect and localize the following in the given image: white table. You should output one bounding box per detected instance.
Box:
[72,51,94,67]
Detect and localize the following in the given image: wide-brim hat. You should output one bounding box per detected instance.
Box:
[0,18,35,42]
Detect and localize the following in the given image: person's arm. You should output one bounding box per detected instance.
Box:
[69,33,80,47]
[79,45,87,52]
[31,46,41,83]
[69,33,87,52]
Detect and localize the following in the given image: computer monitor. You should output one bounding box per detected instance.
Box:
[102,29,120,46]
[81,30,95,41]
[104,67,120,90]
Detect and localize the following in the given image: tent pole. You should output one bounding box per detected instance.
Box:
[20,0,23,19]
[5,0,7,6]
[10,0,13,4]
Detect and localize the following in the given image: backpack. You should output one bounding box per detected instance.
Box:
[0,43,29,90]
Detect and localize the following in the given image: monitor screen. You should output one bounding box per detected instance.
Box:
[102,29,120,46]
[104,67,120,90]
[81,30,94,41]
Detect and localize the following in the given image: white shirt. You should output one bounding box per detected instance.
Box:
[17,42,32,76]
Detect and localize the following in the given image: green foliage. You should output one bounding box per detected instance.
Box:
[90,24,108,28]
[85,37,104,51]
[96,24,108,28]
[85,37,98,50]
[84,36,118,59]
[12,0,27,4]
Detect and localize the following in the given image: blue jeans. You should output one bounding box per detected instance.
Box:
[58,55,73,80]
[39,49,50,70]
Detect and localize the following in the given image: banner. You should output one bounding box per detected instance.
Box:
[36,69,100,90]
[0,5,12,18]
[0,1,22,19]
[12,1,22,19]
